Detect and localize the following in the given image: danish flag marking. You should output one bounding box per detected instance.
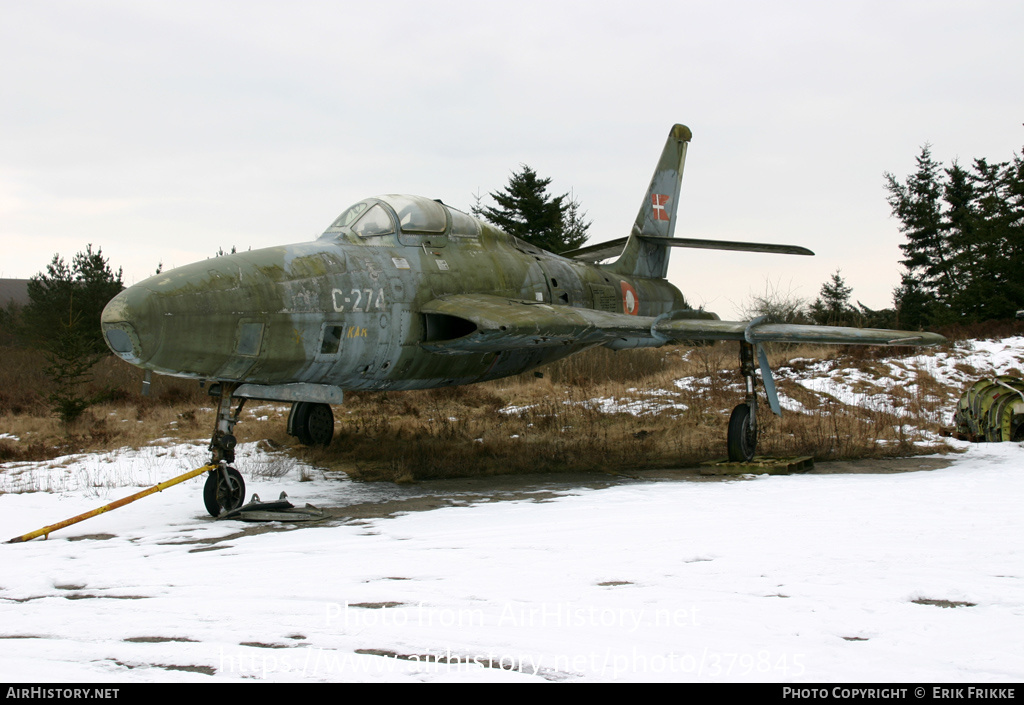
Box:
[651,194,670,221]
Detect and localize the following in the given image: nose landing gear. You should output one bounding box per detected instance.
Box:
[198,386,336,516]
[204,382,247,517]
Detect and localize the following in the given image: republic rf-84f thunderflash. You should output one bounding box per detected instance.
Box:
[101,124,945,516]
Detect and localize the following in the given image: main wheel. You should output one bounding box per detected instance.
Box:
[727,403,757,462]
[203,466,245,517]
[291,402,334,446]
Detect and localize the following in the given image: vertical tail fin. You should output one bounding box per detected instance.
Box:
[602,124,692,279]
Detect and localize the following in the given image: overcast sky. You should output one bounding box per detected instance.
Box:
[2,0,1021,317]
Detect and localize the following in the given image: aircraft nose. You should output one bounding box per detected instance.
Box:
[99,252,284,379]
[101,286,149,364]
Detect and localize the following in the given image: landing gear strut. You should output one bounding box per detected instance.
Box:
[727,341,759,462]
[204,382,246,517]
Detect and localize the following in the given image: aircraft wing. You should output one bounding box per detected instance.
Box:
[420,294,652,353]
[655,319,946,346]
[420,295,945,353]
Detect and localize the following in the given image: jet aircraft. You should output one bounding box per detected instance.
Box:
[101,124,945,516]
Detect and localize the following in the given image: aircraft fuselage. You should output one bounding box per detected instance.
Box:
[102,198,687,393]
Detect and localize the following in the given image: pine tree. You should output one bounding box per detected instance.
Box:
[19,245,124,423]
[21,245,124,356]
[885,145,956,307]
[892,272,933,330]
[956,158,1021,321]
[1007,150,1024,304]
[810,270,857,326]
[473,165,590,252]
[44,296,105,424]
[561,191,592,253]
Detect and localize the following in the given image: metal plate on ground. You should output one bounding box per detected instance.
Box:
[700,456,814,476]
[232,506,326,523]
[218,492,326,522]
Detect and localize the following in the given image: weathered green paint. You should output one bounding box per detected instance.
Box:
[953,376,1024,442]
[101,125,946,403]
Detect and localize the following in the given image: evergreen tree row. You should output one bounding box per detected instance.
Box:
[885,145,1024,327]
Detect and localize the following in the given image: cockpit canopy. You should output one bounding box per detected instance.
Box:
[321,195,480,240]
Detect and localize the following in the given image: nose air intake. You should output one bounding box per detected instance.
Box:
[101,289,144,364]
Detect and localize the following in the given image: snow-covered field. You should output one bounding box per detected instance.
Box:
[1,337,1022,682]
[0,438,1021,683]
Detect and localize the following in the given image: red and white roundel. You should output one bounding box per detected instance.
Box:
[621,281,639,315]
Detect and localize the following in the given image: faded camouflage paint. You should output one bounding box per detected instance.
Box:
[102,197,688,392]
[100,123,944,401]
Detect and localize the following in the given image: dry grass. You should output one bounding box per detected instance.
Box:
[935,317,1022,343]
[0,340,955,482]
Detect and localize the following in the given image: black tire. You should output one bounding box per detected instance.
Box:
[203,466,245,517]
[292,402,334,446]
[305,403,334,446]
[727,403,756,462]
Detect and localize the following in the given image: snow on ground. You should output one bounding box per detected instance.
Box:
[499,337,1024,422]
[2,337,1023,682]
[1,438,1023,683]
[778,337,1024,424]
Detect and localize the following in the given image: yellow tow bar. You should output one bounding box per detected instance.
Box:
[6,464,218,544]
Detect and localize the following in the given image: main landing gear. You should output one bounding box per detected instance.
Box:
[727,341,760,462]
[726,339,781,462]
[288,402,334,446]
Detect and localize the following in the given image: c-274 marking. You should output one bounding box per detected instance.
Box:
[331,288,386,313]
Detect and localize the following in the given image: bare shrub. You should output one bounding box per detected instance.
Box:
[739,278,810,324]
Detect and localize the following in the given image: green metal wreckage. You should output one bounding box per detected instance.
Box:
[953,377,1024,443]
[100,124,945,516]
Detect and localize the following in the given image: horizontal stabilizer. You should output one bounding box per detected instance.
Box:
[561,235,813,262]
[641,235,813,256]
[560,237,629,263]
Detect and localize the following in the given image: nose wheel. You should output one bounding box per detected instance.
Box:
[204,465,245,517]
